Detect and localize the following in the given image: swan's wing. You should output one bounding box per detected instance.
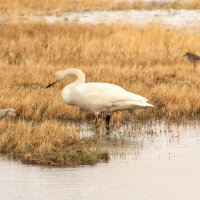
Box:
[64,83,151,112]
[76,83,148,102]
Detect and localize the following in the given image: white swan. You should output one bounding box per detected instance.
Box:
[0,108,17,118]
[46,68,154,125]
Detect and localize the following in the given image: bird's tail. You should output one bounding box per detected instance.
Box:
[134,101,155,108]
[146,103,154,107]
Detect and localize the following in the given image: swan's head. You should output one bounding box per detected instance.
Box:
[46,71,63,88]
[46,68,85,88]
[55,70,65,81]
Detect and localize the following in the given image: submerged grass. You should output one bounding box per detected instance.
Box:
[0,23,200,166]
[1,0,200,16]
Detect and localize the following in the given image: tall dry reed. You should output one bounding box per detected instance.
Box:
[0,23,200,121]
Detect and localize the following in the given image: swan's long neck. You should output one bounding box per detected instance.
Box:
[56,68,86,89]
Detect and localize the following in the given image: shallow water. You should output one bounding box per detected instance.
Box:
[1,121,200,200]
[1,9,200,28]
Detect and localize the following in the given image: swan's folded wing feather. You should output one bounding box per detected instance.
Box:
[77,83,148,101]
[69,83,150,110]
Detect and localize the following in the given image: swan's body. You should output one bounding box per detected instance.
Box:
[0,108,17,118]
[62,82,152,114]
[47,68,154,124]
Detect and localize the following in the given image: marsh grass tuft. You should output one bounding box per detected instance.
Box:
[0,119,108,166]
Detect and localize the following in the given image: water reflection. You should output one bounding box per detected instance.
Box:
[1,120,200,200]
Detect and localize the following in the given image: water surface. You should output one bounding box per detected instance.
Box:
[0,121,200,200]
[1,9,200,28]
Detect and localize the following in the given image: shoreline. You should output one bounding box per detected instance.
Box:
[1,1,200,17]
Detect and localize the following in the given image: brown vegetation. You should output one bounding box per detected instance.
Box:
[0,23,200,121]
[0,23,200,165]
[0,0,200,16]
[0,119,109,166]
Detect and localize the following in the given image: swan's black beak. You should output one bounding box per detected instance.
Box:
[46,81,56,88]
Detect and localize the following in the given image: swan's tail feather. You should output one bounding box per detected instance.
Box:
[134,101,154,108]
[144,103,154,108]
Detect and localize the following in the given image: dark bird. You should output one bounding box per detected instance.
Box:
[184,52,200,68]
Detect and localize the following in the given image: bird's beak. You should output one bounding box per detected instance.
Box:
[46,80,56,88]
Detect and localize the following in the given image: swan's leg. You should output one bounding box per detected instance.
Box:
[105,113,111,127]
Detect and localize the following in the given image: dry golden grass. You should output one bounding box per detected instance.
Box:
[1,0,200,16]
[1,23,200,165]
[0,23,200,121]
[0,119,108,166]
